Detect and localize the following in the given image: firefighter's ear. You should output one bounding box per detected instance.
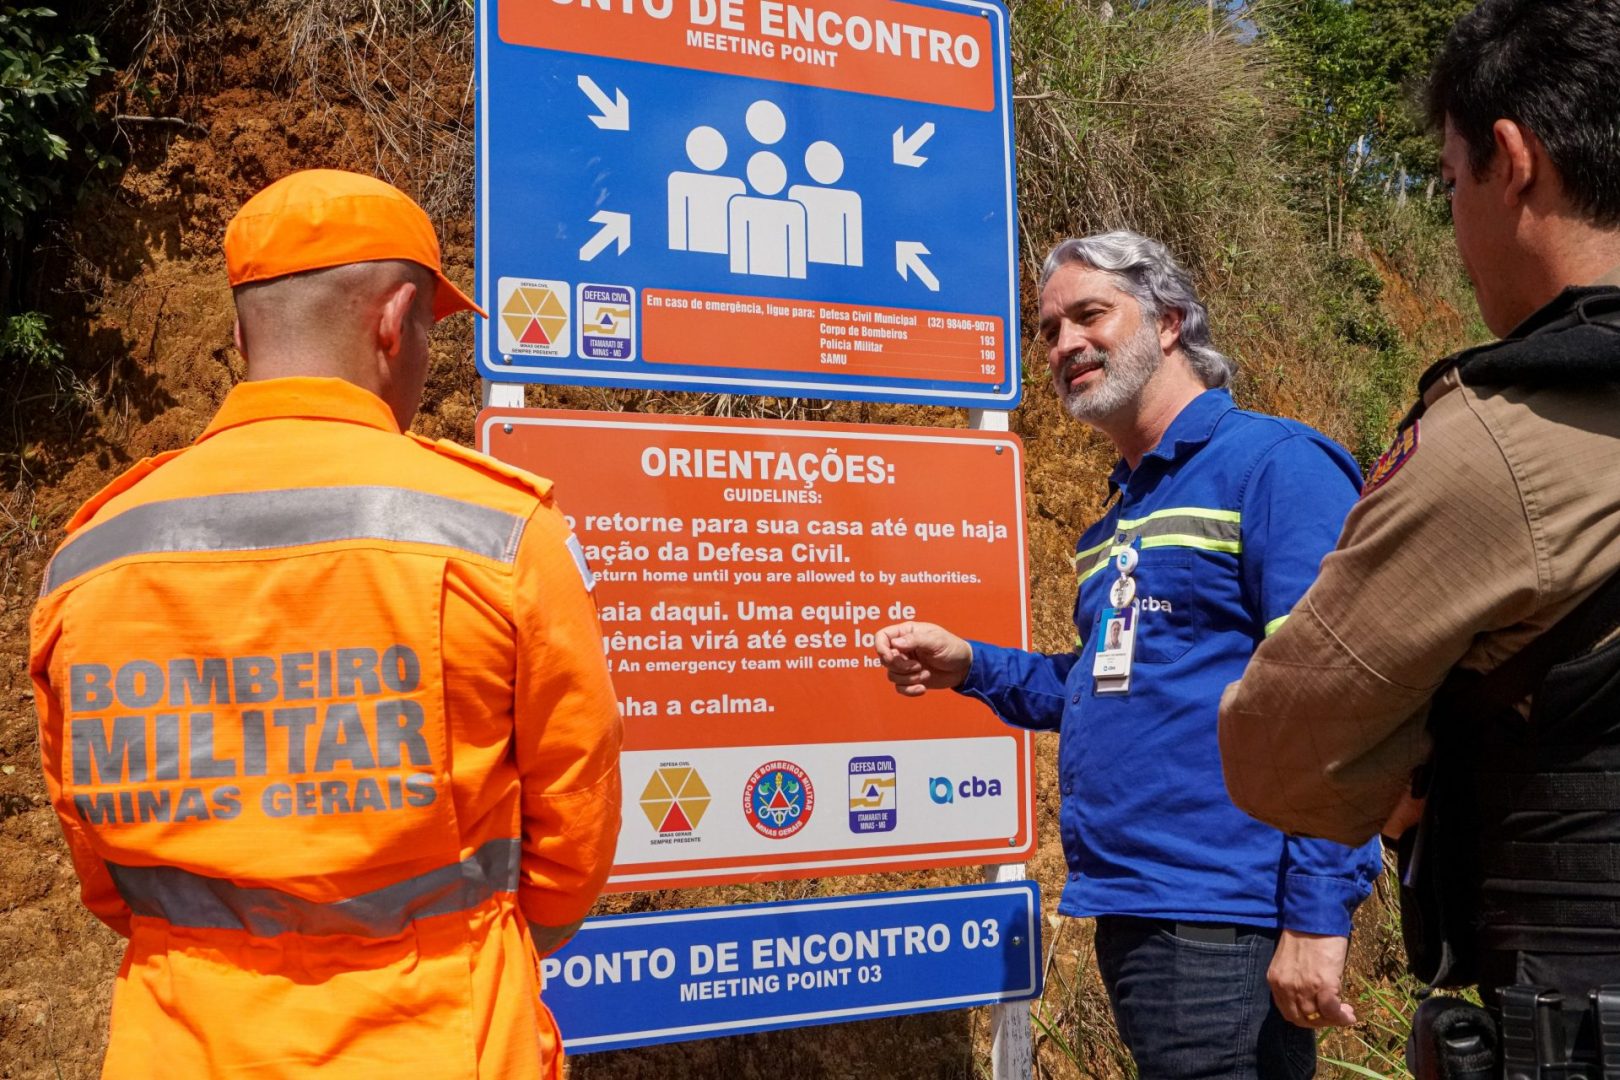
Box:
[376,279,420,361]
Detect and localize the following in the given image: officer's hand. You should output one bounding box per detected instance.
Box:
[873,621,972,696]
[1268,929,1356,1029]
[1381,792,1425,839]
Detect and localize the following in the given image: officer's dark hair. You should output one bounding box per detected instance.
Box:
[1427,0,1620,227]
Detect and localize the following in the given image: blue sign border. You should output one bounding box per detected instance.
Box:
[549,881,1041,1052]
[475,0,1020,408]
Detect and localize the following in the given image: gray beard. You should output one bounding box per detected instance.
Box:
[1058,323,1163,423]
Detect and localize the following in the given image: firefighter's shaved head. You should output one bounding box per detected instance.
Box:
[232,258,437,428]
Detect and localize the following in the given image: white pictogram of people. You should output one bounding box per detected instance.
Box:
[667,100,863,280]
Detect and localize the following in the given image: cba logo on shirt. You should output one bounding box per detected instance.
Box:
[928,775,1004,804]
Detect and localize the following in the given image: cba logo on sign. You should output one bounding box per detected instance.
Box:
[744,760,814,840]
[929,775,1004,804]
[640,764,710,846]
[497,276,571,359]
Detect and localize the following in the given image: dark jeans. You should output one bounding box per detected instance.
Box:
[1094,916,1315,1080]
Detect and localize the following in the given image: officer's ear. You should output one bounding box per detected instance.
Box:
[376,279,421,361]
[233,318,246,361]
[1491,119,1537,208]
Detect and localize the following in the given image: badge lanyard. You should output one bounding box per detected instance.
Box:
[1094,543,1138,694]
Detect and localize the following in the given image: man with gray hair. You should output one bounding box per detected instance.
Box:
[876,231,1381,1078]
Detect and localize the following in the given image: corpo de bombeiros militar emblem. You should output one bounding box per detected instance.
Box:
[743,760,814,839]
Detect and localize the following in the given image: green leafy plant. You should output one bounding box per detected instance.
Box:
[0,308,63,368]
[0,6,110,242]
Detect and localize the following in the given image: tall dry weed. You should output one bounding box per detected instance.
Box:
[267,0,476,221]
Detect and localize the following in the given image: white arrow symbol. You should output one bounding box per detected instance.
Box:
[580,211,630,261]
[892,122,935,167]
[896,241,939,291]
[577,75,629,131]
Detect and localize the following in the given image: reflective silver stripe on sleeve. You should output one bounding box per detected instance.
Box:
[106,838,520,938]
[44,486,529,594]
[528,916,585,956]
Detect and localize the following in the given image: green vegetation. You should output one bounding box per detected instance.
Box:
[1010,0,1478,471]
[0,5,107,242]
[0,308,60,368]
[1,5,109,426]
[1264,0,1475,224]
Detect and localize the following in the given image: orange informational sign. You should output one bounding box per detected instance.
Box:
[481,409,1033,889]
[641,290,1005,384]
[499,0,996,112]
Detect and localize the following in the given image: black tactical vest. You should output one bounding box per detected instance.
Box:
[1472,603,1620,954]
[1406,285,1620,980]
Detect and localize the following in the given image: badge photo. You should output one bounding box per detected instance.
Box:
[1093,601,1138,695]
[1093,602,1138,679]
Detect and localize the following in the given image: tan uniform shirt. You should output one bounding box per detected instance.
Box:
[1219,266,1620,846]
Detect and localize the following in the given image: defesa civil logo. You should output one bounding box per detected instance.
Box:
[497,277,571,359]
[848,755,896,834]
[744,760,814,839]
[639,763,710,846]
[928,775,1005,804]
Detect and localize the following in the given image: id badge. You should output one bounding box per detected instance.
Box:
[1093,601,1138,693]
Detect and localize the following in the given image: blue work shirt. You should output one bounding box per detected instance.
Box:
[961,388,1382,935]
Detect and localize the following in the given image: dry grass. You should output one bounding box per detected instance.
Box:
[270,0,476,221]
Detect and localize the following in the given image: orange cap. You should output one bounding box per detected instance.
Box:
[224,169,485,320]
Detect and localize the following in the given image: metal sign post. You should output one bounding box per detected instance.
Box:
[971,405,1032,1079]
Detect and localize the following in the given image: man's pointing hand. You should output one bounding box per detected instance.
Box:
[873,621,973,696]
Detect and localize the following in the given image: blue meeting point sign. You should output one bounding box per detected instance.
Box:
[544,881,1041,1052]
[476,0,1019,407]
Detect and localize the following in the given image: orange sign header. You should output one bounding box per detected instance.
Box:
[499,0,997,111]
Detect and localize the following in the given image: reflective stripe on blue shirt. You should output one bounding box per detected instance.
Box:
[960,388,1382,935]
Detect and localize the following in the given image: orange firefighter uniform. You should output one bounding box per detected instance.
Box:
[31,372,622,1077]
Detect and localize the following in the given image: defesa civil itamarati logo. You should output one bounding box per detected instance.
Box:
[744,760,814,839]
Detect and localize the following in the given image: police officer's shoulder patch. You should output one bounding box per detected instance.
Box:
[408,434,555,500]
[1362,421,1420,496]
